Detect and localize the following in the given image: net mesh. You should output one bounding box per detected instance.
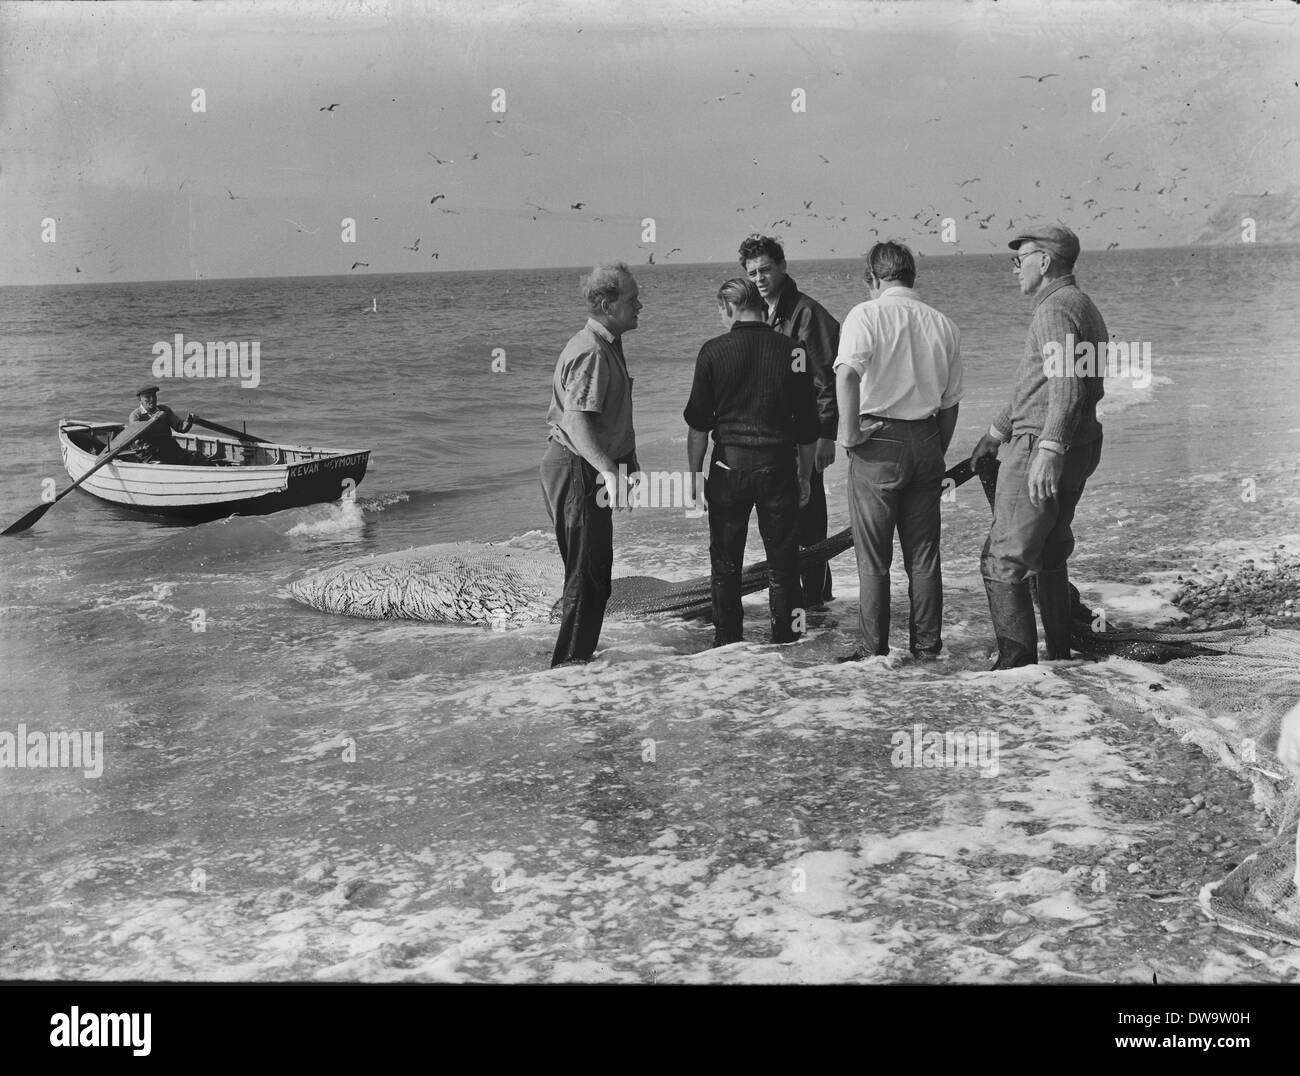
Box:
[1146,631,1300,945]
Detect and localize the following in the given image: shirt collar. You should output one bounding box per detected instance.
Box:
[731,320,770,331]
[1033,274,1076,308]
[585,316,617,344]
[877,285,918,299]
[768,276,798,319]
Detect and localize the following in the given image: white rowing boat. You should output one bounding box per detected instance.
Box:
[58,419,370,521]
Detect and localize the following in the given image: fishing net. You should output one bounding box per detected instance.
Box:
[1143,630,1300,945]
[288,543,566,626]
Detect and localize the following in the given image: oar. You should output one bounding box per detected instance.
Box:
[3,412,168,535]
[188,416,271,444]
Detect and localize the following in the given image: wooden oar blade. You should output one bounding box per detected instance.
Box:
[3,411,165,536]
[107,419,154,454]
[2,501,53,536]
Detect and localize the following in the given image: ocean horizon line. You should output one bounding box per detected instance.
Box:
[4,241,1295,292]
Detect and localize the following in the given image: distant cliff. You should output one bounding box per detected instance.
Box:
[1191,188,1300,245]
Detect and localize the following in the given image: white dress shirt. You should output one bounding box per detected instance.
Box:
[833,285,962,420]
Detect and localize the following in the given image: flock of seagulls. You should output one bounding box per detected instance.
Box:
[185,58,1238,290]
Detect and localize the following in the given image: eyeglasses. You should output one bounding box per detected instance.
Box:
[1012,249,1048,269]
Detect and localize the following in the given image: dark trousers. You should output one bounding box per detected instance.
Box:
[797,467,832,605]
[980,433,1103,584]
[846,417,945,655]
[706,445,804,646]
[539,441,627,666]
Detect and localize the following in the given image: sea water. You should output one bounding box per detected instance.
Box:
[1,246,1299,982]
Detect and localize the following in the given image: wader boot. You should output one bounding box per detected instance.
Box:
[984,578,1038,669]
[1036,568,1074,660]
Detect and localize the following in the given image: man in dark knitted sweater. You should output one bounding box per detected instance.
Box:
[970,224,1107,669]
[685,278,819,646]
[739,235,840,609]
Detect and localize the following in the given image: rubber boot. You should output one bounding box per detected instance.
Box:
[1036,568,1073,660]
[984,578,1038,669]
[711,576,743,647]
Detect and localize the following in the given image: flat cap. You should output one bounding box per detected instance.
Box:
[135,385,160,396]
[1008,224,1080,266]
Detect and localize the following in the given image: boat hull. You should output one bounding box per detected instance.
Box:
[59,420,370,522]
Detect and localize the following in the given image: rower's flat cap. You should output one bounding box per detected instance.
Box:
[135,385,160,396]
[1008,224,1080,266]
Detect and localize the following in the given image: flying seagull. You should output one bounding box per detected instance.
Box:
[224,187,241,200]
[1018,73,1059,82]
[570,202,586,210]
[320,103,340,111]
[350,262,369,270]
[427,154,452,164]
[404,238,420,251]
[430,194,446,204]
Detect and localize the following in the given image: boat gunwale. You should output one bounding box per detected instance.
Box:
[59,419,368,470]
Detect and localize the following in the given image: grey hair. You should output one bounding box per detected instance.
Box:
[581,262,632,312]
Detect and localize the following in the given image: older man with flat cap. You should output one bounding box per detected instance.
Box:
[128,386,209,465]
[969,224,1108,668]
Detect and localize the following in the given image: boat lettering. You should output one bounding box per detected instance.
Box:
[290,454,365,477]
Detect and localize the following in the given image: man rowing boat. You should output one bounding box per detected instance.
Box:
[127,386,212,465]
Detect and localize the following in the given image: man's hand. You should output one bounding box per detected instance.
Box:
[814,437,836,472]
[1027,448,1065,507]
[838,419,885,451]
[970,433,1003,469]
[597,468,633,512]
[686,470,707,514]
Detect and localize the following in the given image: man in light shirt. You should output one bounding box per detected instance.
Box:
[540,262,641,667]
[833,242,962,660]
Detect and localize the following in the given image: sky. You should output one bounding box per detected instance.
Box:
[1,0,1297,285]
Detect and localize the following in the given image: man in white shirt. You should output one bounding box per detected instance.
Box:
[833,242,962,660]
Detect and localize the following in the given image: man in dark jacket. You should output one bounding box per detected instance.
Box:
[685,277,819,646]
[739,235,840,610]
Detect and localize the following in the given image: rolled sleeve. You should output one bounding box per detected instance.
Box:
[561,348,607,413]
[832,307,872,383]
